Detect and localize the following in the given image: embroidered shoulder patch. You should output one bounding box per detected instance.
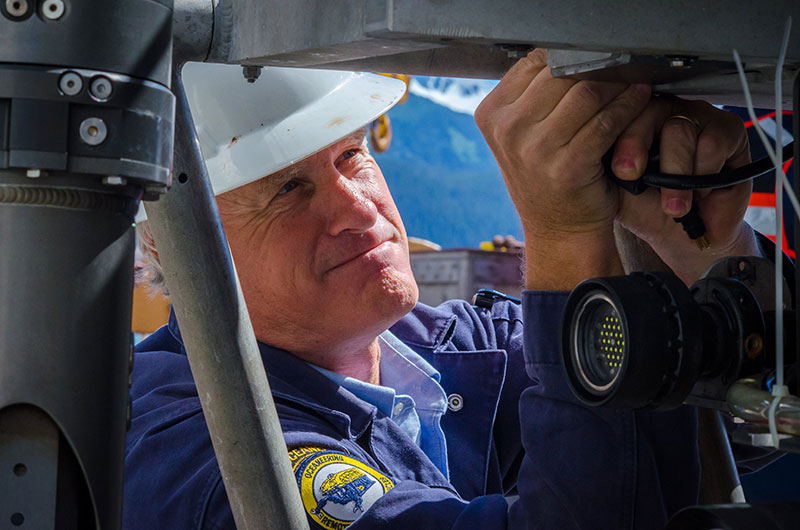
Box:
[289,447,395,529]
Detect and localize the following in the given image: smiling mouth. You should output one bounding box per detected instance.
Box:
[325,240,393,274]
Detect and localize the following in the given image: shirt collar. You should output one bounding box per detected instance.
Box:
[310,363,397,418]
[164,303,456,436]
[388,302,458,351]
[307,330,444,417]
[166,302,457,351]
[379,331,442,383]
[166,309,377,440]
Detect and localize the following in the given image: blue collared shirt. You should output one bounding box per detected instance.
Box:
[310,330,450,478]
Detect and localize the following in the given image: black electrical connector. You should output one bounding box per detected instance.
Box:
[674,203,710,250]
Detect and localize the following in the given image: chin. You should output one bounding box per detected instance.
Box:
[368,270,419,323]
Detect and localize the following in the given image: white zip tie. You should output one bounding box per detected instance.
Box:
[734,16,792,447]
[769,384,789,448]
[732,50,800,218]
[773,17,790,391]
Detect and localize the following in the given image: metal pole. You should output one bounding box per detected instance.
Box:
[697,409,744,505]
[0,1,175,527]
[172,0,214,63]
[793,70,799,398]
[144,69,309,530]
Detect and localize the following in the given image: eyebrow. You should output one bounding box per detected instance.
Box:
[253,127,369,193]
[344,127,368,146]
[255,163,303,195]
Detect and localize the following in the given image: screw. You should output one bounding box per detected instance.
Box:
[79,117,108,146]
[58,71,82,96]
[242,65,262,83]
[103,175,126,186]
[25,169,45,178]
[90,76,113,100]
[744,333,764,359]
[41,0,64,20]
[5,0,28,17]
[670,59,685,67]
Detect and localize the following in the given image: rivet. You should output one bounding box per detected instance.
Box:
[447,393,464,412]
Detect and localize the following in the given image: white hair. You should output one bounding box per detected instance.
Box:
[135,221,168,296]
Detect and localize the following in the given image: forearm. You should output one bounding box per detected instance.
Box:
[524,224,624,290]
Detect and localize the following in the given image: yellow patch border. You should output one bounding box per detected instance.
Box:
[289,447,394,529]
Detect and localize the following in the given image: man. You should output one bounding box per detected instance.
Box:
[125,51,756,529]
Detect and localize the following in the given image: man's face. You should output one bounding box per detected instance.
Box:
[217,130,418,358]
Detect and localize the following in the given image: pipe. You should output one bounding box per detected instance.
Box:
[172,0,215,64]
[727,378,800,436]
[143,68,309,530]
[697,408,745,504]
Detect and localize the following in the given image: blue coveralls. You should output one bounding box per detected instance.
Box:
[124,292,700,529]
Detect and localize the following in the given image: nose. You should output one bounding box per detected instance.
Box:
[322,171,379,236]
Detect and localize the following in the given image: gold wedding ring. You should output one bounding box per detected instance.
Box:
[665,114,701,131]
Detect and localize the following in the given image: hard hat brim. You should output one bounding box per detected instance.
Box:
[137,65,407,222]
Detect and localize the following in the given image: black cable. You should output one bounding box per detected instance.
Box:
[604,141,794,249]
[606,141,794,196]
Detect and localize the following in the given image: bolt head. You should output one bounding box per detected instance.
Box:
[90,76,113,101]
[59,71,83,96]
[242,65,262,83]
[5,0,28,17]
[42,0,64,20]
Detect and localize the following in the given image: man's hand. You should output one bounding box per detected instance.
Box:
[477,49,759,290]
[475,49,651,290]
[612,98,758,285]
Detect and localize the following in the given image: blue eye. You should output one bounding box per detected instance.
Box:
[277,179,299,196]
[341,148,359,160]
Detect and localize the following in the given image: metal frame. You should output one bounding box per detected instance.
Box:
[173,0,799,105]
[143,66,309,530]
[2,1,798,528]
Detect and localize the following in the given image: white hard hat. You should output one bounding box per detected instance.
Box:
[136,63,407,221]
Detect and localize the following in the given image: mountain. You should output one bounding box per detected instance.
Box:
[408,76,498,116]
[372,78,523,249]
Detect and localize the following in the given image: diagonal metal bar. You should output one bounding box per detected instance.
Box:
[144,68,309,530]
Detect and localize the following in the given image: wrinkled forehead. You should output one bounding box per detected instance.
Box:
[258,128,369,182]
